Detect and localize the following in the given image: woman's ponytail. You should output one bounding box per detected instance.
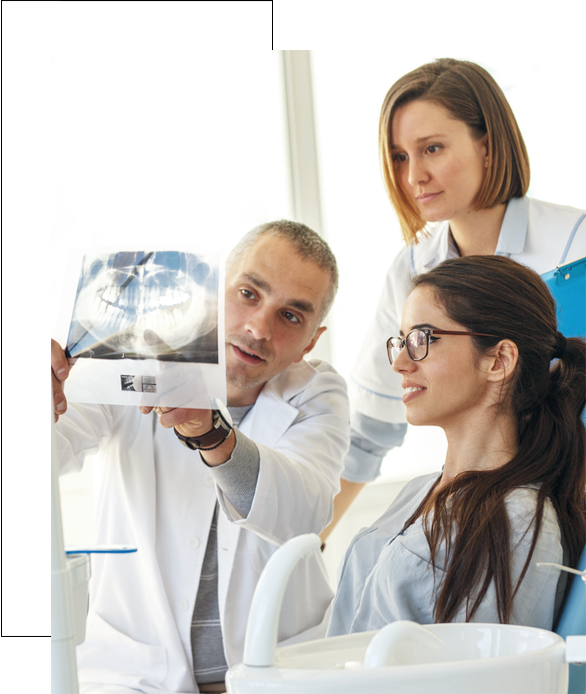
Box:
[549,336,586,421]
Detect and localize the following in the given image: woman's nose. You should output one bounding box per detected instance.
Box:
[407,157,430,188]
[391,344,415,374]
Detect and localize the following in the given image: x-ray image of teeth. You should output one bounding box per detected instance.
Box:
[61,249,226,409]
[66,250,220,363]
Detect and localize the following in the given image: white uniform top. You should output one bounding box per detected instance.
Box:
[56,358,350,694]
[344,196,586,483]
[327,473,566,636]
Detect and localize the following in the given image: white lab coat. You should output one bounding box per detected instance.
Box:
[344,197,585,481]
[56,358,350,694]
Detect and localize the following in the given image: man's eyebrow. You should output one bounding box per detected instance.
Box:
[391,134,447,149]
[242,273,271,294]
[289,299,315,315]
[241,273,316,315]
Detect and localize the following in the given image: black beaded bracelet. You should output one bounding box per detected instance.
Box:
[199,429,234,451]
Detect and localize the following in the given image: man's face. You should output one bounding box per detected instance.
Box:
[224,235,330,406]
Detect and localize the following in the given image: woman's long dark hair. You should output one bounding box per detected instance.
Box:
[405,255,585,623]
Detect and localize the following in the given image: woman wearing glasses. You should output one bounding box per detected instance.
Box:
[332,58,586,531]
[327,255,585,634]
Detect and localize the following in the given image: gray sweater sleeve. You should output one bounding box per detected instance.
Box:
[200,429,260,517]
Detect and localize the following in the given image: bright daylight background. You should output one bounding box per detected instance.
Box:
[51,17,586,581]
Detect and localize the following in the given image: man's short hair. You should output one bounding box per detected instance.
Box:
[227,220,339,324]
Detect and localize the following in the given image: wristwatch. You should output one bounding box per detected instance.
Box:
[174,400,233,451]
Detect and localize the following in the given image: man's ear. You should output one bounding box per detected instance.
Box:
[294,326,327,363]
[486,339,518,383]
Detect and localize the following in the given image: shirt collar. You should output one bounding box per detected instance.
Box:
[410,221,449,275]
[412,197,529,274]
[494,196,529,256]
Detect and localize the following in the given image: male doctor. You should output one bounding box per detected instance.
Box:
[52,220,350,694]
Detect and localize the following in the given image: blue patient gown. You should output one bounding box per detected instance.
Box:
[327,473,566,637]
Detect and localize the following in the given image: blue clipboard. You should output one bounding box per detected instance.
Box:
[541,257,586,340]
[542,256,586,426]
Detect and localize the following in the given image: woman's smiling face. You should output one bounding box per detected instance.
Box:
[392,285,493,431]
[390,99,488,226]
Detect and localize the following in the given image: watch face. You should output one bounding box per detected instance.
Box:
[209,396,233,428]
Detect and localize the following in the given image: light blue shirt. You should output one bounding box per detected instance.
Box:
[327,473,566,636]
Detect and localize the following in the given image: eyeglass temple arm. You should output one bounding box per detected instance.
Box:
[430,330,500,338]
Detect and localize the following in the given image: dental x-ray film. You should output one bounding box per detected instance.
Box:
[63,249,226,408]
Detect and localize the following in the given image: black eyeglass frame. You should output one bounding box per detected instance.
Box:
[386,328,501,365]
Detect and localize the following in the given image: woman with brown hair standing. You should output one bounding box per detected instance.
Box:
[327,255,585,634]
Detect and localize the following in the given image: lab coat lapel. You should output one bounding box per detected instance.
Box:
[411,221,451,275]
[240,360,319,447]
[412,199,528,276]
[218,360,318,604]
[117,414,167,624]
[218,360,319,657]
[242,392,297,448]
[495,196,529,256]
[97,409,159,548]
[129,411,158,546]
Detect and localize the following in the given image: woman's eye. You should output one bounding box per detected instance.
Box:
[426,144,441,154]
[392,153,408,164]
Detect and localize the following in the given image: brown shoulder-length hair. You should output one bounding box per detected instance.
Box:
[405,255,585,624]
[379,59,531,245]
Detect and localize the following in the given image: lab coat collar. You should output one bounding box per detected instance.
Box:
[411,221,454,275]
[412,197,529,275]
[494,196,529,256]
[262,357,319,401]
[240,359,319,449]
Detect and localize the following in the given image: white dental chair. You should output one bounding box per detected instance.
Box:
[226,534,585,694]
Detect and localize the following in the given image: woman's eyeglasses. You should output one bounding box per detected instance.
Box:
[386,328,500,365]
